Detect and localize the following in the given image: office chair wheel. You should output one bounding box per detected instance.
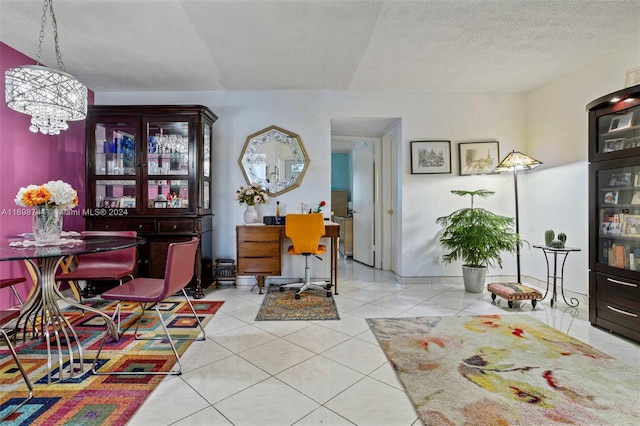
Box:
[508,301,514,308]
[279,286,285,292]
[295,293,301,300]
[325,284,332,290]
[326,291,331,297]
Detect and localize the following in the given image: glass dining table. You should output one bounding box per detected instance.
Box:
[0,235,146,383]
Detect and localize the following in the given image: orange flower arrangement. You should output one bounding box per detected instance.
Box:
[14,180,78,210]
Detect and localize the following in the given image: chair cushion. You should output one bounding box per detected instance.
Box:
[55,262,134,281]
[100,277,166,302]
[0,277,26,289]
[487,282,542,301]
[0,308,20,326]
[288,244,326,255]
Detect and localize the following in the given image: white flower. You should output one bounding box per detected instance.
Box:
[14,180,78,209]
[235,183,268,206]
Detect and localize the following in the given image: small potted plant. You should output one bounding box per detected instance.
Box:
[436,189,523,293]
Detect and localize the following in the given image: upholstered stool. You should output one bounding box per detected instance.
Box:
[487,282,542,308]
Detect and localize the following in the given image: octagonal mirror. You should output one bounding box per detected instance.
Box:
[239,125,309,196]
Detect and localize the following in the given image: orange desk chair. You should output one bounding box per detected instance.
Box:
[91,237,204,376]
[0,309,34,421]
[279,213,332,299]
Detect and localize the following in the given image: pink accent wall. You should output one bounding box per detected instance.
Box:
[0,42,94,307]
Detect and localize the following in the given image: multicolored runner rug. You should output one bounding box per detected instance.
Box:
[256,286,339,320]
[368,314,640,425]
[0,298,223,425]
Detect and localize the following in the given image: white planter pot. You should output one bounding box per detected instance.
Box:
[462,265,487,293]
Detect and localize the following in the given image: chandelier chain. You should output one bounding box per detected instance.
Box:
[35,0,65,71]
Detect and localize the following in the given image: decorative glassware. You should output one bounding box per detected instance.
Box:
[32,205,63,243]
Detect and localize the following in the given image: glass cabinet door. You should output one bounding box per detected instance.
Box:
[95,179,137,209]
[146,121,189,176]
[204,124,211,178]
[597,162,640,271]
[596,104,640,155]
[93,120,138,177]
[145,120,190,210]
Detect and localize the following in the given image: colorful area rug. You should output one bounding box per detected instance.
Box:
[0,298,223,425]
[256,286,339,321]
[367,314,640,425]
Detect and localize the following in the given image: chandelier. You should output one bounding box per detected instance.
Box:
[5,0,87,135]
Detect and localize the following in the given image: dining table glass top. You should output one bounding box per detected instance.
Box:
[0,236,146,262]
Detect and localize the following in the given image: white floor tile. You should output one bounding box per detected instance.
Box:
[252,318,315,337]
[369,362,405,390]
[239,338,315,375]
[321,338,388,375]
[211,324,278,353]
[294,406,355,425]
[172,407,233,426]
[314,312,370,336]
[276,355,365,403]
[325,376,418,426]
[127,376,210,425]
[181,355,270,404]
[284,324,351,353]
[178,337,234,374]
[214,377,319,426]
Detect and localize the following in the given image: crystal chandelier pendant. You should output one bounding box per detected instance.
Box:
[4,0,87,135]
[5,65,87,135]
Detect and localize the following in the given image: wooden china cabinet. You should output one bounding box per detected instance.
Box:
[84,105,217,298]
[588,84,640,342]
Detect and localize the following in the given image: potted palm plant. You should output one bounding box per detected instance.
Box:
[436,189,522,293]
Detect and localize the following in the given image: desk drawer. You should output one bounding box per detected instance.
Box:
[159,220,195,233]
[237,226,280,241]
[240,241,280,257]
[237,258,281,275]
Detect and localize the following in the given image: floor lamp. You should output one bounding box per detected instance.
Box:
[494,150,542,283]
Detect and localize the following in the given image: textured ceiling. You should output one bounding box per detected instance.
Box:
[1,0,639,95]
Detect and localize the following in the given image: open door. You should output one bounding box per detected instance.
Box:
[352,141,374,266]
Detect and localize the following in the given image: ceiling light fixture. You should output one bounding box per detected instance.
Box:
[5,0,87,135]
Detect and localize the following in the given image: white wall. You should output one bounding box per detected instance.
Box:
[96,38,639,295]
[97,90,526,279]
[523,40,640,295]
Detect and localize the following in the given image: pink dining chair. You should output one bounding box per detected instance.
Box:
[0,308,34,421]
[55,231,138,298]
[0,277,27,307]
[91,237,204,376]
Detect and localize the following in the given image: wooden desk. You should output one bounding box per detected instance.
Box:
[236,223,340,295]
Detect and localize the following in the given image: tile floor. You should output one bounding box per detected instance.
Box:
[129,260,640,426]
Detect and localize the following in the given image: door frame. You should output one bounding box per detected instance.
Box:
[330,118,401,272]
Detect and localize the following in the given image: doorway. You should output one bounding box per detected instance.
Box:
[330,117,400,272]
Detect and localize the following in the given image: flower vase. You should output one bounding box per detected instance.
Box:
[244,205,258,224]
[32,205,63,243]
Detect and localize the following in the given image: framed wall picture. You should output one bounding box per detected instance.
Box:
[458,141,500,176]
[410,140,451,174]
